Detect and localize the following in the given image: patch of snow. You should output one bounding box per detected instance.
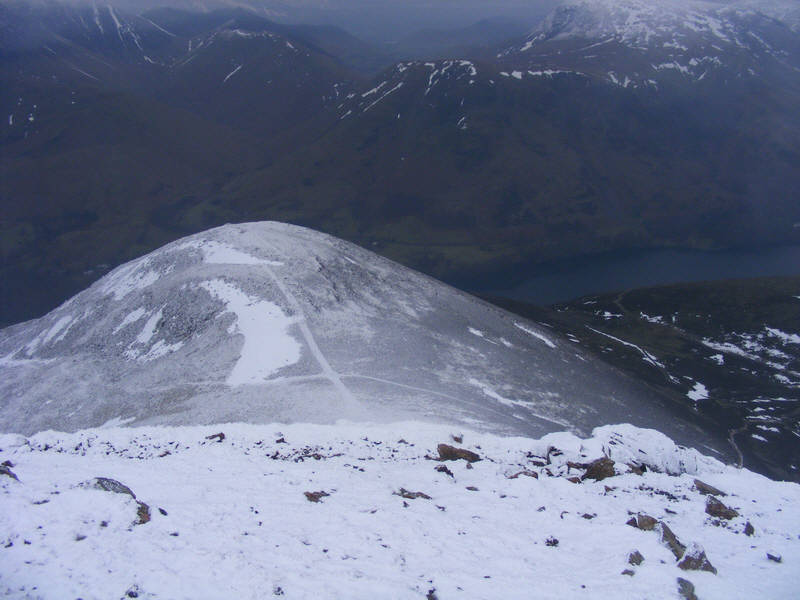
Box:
[113,308,147,334]
[200,279,301,385]
[586,327,666,371]
[361,81,387,98]
[42,316,73,345]
[99,260,163,300]
[193,240,283,266]
[687,382,709,401]
[765,327,800,345]
[134,309,163,346]
[709,354,724,365]
[514,322,556,349]
[639,312,665,324]
[363,82,403,112]
[143,16,175,37]
[223,65,242,83]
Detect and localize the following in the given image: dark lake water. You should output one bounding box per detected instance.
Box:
[482,245,800,306]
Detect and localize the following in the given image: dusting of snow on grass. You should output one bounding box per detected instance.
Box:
[184,240,283,266]
[0,422,797,599]
[98,258,163,300]
[200,279,301,385]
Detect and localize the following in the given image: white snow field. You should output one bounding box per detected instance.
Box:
[1,422,797,600]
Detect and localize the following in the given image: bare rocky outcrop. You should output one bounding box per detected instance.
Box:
[694,479,726,497]
[582,457,616,481]
[628,550,644,566]
[82,477,150,525]
[677,578,698,600]
[657,522,687,560]
[437,444,480,463]
[394,488,431,500]
[0,462,19,482]
[705,496,738,520]
[304,491,331,503]
[678,543,717,574]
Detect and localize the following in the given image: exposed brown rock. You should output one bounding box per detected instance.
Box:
[508,470,538,480]
[205,432,225,442]
[135,502,151,525]
[627,513,658,531]
[437,444,480,463]
[694,479,726,497]
[744,521,755,536]
[394,488,431,500]
[83,477,150,525]
[466,486,479,492]
[621,569,635,576]
[582,457,616,481]
[705,496,738,520]
[678,543,717,574]
[0,464,19,481]
[677,578,698,600]
[304,491,330,503]
[627,464,645,476]
[567,476,582,484]
[657,522,687,560]
[435,465,454,478]
[628,550,644,566]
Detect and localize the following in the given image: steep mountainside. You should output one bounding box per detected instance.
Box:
[0,2,372,326]
[487,276,800,481]
[225,36,800,286]
[0,222,731,463]
[3,0,800,330]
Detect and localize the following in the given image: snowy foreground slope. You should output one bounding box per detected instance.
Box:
[1,422,797,599]
[0,222,727,457]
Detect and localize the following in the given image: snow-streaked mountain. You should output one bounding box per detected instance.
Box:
[2,421,798,598]
[0,222,728,457]
[499,0,800,87]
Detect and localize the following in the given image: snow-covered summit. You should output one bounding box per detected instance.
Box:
[503,0,800,86]
[0,222,727,457]
[533,0,750,48]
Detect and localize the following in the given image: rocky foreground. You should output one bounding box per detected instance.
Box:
[0,422,797,599]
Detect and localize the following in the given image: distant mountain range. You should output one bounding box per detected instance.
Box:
[2,0,800,326]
